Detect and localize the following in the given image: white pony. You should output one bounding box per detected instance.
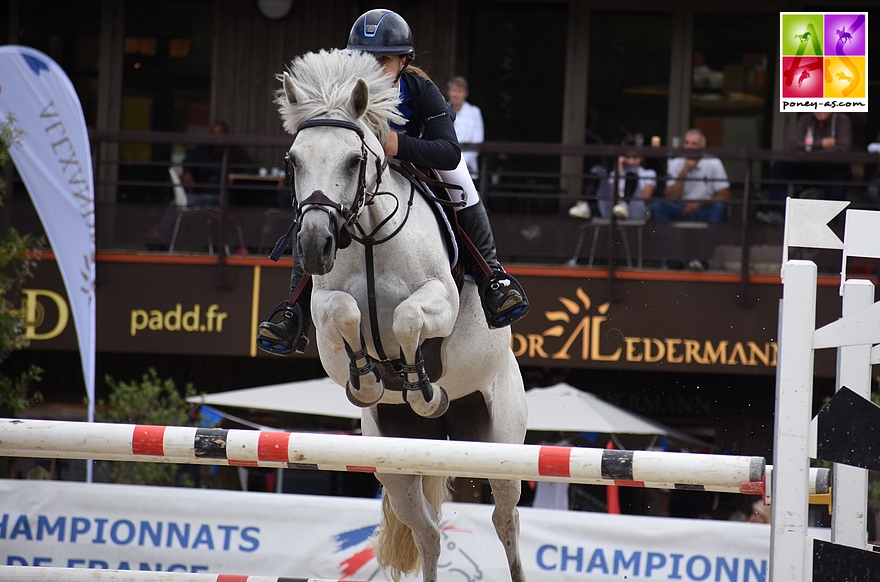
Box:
[276,49,528,582]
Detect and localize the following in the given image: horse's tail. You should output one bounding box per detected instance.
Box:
[374,476,450,581]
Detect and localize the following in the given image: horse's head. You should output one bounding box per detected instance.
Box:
[276,49,403,275]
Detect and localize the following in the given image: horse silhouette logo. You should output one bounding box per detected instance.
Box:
[798,70,811,87]
[332,523,483,580]
[836,26,853,45]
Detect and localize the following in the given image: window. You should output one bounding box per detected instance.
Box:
[468,2,568,214]
[690,12,776,152]
[17,0,101,127]
[119,1,214,201]
[587,12,673,147]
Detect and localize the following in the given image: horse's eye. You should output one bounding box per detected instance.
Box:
[349,157,364,170]
[285,153,298,174]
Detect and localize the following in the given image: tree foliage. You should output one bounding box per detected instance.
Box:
[0,115,44,417]
[97,368,202,486]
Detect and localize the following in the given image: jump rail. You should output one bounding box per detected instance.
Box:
[0,419,767,492]
[0,567,355,581]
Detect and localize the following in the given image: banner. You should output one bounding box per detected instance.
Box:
[0,47,96,429]
[0,480,831,581]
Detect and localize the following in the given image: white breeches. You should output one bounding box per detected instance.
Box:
[437,154,480,209]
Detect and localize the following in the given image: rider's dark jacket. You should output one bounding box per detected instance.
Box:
[395,71,461,171]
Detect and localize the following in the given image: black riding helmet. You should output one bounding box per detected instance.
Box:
[346,9,414,58]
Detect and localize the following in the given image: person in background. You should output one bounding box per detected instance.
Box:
[757,111,852,225]
[651,128,730,271]
[569,109,606,220]
[867,128,880,205]
[597,133,656,220]
[447,75,484,180]
[180,120,255,205]
[748,500,771,524]
[143,120,254,248]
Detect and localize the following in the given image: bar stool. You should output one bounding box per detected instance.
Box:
[568,217,647,268]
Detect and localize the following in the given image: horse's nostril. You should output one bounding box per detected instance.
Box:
[322,236,334,258]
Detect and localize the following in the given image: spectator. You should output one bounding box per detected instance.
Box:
[867,128,880,205]
[652,128,730,271]
[143,120,254,247]
[180,120,255,205]
[757,112,852,225]
[748,500,771,524]
[597,133,656,220]
[569,109,607,220]
[447,76,484,179]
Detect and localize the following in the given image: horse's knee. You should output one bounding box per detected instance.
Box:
[391,303,425,343]
[323,293,360,324]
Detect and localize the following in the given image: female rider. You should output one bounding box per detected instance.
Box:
[258,8,528,355]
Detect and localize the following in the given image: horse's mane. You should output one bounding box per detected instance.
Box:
[275,49,404,144]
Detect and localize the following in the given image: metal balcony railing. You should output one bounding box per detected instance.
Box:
[4,130,878,301]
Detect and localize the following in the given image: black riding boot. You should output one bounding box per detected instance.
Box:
[457,203,529,328]
[257,255,312,355]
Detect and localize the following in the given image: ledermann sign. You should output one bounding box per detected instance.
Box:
[20,259,843,376]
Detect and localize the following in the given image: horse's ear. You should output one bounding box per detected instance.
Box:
[283,72,305,105]
[351,78,369,119]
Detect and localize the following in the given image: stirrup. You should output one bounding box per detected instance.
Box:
[257,301,309,356]
[481,272,530,329]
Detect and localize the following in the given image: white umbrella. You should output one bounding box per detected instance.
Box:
[189,379,708,447]
[525,383,710,448]
[187,376,361,420]
[525,383,671,434]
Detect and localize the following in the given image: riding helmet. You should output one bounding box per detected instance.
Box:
[346,9,414,57]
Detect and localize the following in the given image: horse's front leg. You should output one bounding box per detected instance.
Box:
[393,280,457,418]
[312,289,384,405]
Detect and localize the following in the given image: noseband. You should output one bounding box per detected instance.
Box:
[285,118,384,247]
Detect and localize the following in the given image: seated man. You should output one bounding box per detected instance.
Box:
[651,128,730,271]
[181,120,255,206]
[758,111,852,225]
[144,121,254,247]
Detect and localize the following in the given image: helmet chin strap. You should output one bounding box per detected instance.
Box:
[393,55,410,84]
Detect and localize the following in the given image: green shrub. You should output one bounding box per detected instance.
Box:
[97,368,201,487]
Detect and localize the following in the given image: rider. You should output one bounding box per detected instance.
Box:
[257,8,529,356]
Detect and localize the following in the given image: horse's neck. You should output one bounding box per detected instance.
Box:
[358,170,424,238]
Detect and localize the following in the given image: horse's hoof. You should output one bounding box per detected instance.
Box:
[345,381,384,407]
[409,384,449,419]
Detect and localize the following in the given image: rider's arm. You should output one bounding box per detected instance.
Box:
[396,74,461,170]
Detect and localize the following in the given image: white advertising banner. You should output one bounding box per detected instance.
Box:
[0,480,821,581]
[0,46,96,423]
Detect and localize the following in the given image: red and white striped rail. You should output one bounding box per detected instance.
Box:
[0,567,357,582]
[0,419,765,493]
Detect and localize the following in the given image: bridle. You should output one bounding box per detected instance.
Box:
[284,118,385,248]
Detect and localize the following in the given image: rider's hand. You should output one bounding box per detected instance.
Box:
[383,132,399,156]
